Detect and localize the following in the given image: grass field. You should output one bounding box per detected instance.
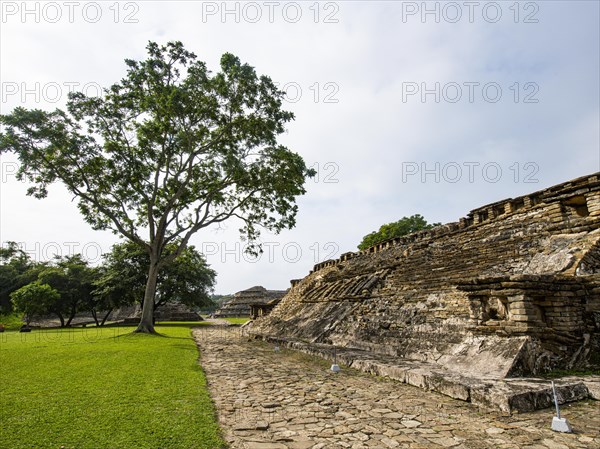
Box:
[0,323,226,449]
[221,317,250,325]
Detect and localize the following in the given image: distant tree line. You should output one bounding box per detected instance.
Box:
[205,294,233,312]
[0,241,216,327]
[357,214,440,251]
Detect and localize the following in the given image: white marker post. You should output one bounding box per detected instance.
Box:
[330,347,341,373]
[551,381,572,433]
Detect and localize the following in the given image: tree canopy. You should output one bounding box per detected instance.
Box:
[95,240,216,313]
[0,243,40,313]
[11,281,60,326]
[0,41,314,333]
[36,255,98,327]
[357,214,440,250]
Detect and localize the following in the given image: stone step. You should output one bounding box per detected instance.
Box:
[256,336,599,415]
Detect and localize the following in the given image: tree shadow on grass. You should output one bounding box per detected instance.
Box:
[113,328,203,341]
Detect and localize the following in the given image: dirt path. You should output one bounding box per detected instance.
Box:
[202,317,233,326]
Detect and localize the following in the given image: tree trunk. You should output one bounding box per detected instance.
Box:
[57,313,65,327]
[101,308,113,326]
[91,309,99,326]
[134,258,159,334]
[65,306,76,327]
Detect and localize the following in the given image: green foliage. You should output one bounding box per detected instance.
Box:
[92,243,148,318]
[1,240,216,327]
[10,281,60,325]
[358,214,441,250]
[0,242,40,313]
[158,243,216,309]
[0,41,314,252]
[0,41,314,332]
[0,312,25,330]
[95,240,216,312]
[5,253,100,327]
[0,325,225,448]
[204,294,232,312]
[35,255,99,326]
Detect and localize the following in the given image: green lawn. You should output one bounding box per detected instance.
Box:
[0,324,226,449]
[221,317,250,325]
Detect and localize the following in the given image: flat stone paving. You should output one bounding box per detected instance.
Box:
[193,327,600,449]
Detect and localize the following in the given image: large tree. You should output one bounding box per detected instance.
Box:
[94,240,216,324]
[0,41,314,333]
[36,255,98,327]
[357,214,440,250]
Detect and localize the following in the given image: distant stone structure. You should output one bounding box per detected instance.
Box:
[109,304,140,322]
[250,173,600,412]
[215,286,288,318]
[154,302,203,321]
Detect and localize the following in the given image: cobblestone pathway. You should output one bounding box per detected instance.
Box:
[193,327,600,449]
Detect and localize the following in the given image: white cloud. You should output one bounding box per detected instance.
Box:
[1,0,598,293]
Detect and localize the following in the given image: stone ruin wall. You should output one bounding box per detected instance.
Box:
[215,286,288,318]
[251,173,600,379]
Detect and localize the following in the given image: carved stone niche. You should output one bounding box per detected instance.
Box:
[530,298,548,326]
[562,195,589,217]
[468,295,508,324]
[486,296,509,321]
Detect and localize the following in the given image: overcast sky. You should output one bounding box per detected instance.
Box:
[1,1,599,294]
